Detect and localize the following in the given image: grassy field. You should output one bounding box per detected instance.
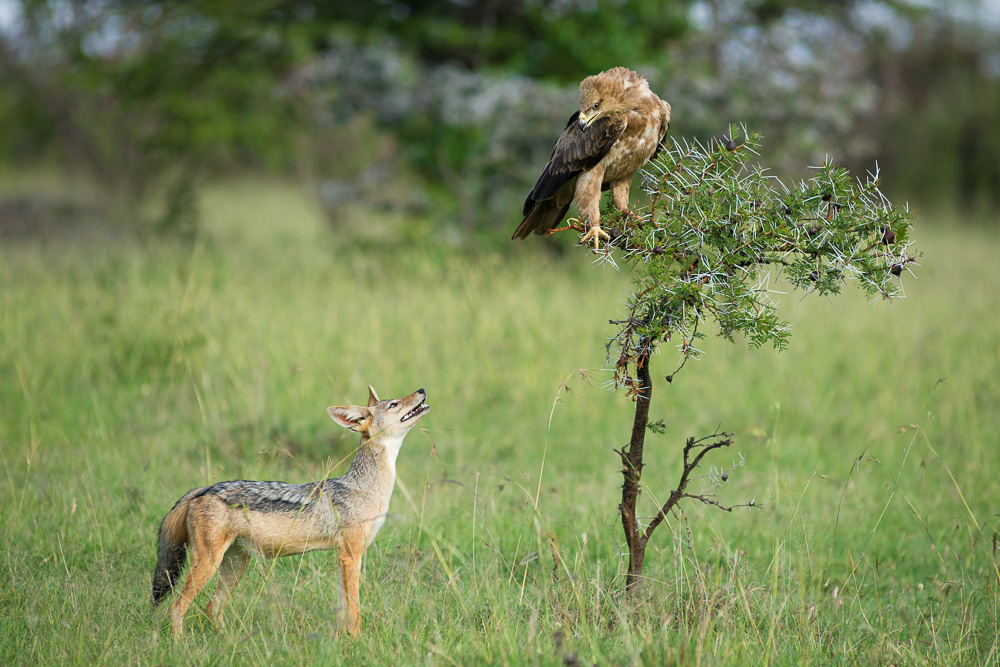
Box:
[1,180,998,665]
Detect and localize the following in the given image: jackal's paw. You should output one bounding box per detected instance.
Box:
[580,224,611,250]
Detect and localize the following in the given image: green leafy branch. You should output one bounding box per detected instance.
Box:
[594,124,918,396]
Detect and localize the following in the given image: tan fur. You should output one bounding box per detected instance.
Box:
[513,66,671,246]
[577,68,671,245]
[152,386,429,637]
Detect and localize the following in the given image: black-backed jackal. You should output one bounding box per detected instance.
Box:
[151,386,429,637]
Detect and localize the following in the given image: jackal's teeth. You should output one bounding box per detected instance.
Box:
[401,402,429,422]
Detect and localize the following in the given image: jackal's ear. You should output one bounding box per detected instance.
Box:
[327,405,372,432]
[367,386,380,407]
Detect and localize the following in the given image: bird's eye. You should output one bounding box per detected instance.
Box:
[389,402,398,409]
[592,102,601,110]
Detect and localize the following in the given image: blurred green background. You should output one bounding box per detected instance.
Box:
[2,2,1000,664]
[1,0,997,238]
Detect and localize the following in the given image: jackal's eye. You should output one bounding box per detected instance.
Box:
[389,402,398,409]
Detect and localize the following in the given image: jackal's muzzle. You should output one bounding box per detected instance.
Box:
[401,390,429,422]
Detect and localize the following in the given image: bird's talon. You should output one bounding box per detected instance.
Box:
[580,225,611,250]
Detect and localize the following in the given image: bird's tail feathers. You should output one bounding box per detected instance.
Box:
[512,201,571,240]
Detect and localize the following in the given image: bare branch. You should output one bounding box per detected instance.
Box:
[643,432,735,541]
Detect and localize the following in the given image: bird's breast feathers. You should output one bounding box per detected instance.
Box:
[599,109,665,182]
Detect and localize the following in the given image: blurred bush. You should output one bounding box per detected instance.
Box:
[291,37,581,232]
[0,1,996,238]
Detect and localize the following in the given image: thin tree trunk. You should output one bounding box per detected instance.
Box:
[620,352,652,594]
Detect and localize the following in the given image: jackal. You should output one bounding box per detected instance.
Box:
[151,386,428,637]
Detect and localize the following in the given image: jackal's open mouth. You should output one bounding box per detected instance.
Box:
[401,401,429,422]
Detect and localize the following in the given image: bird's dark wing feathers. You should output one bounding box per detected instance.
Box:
[523,112,623,216]
[651,141,666,161]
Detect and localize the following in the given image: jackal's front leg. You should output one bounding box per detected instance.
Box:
[337,530,365,636]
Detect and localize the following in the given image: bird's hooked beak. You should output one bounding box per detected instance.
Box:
[578,114,592,131]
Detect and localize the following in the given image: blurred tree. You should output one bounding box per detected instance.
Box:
[312,0,687,83]
[657,0,1000,217]
[0,0,690,234]
[0,0,996,236]
[290,1,691,233]
[871,18,1000,214]
[0,0,321,232]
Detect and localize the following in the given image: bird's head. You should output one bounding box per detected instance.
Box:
[577,67,649,131]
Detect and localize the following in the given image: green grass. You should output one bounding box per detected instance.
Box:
[1,180,998,665]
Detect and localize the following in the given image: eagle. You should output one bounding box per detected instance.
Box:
[512,67,672,249]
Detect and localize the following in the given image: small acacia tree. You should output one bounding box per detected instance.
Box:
[560,125,919,593]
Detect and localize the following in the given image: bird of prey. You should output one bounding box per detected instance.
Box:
[512,67,671,249]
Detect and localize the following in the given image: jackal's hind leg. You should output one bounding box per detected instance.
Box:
[170,527,232,637]
[206,544,250,628]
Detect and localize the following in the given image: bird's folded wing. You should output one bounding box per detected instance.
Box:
[523,112,624,216]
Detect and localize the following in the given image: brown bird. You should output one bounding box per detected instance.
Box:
[512,67,672,249]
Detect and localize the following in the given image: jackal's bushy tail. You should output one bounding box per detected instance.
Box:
[152,489,200,604]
